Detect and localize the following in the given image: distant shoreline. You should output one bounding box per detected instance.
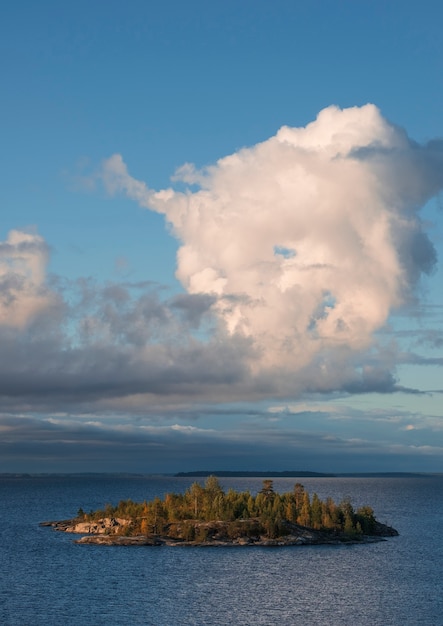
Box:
[175,470,334,478]
[0,471,438,478]
[175,470,436,478]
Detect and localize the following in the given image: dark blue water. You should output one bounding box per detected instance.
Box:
[0,475,441,625]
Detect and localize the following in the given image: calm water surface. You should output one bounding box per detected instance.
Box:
[0,475,442,625]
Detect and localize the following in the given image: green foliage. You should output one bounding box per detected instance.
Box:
[310,493,322,529]
[260,479,275,500]
[355,505,376,534]
[297,491,311,527]
[79,476,381,540]
[181,521,195,541]
[195,525,210,542]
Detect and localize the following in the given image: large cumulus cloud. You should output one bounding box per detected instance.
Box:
[102,104,441,378]
[0,104,441,414]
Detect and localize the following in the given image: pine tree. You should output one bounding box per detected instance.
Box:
[298,491,311,527]
[310,493,322,529]
[293,483,305,516]
[260,479,275,501]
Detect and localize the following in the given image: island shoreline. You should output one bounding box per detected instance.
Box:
[40,477,399,547]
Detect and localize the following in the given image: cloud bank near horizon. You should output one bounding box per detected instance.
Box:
[2,401,442,474]
[0,104,442,414]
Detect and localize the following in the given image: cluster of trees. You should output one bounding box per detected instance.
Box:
[78,477,377,539]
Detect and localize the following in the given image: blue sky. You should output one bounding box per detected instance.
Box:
[1,0,442,473]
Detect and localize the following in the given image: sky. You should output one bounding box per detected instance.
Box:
[1,0,442,474]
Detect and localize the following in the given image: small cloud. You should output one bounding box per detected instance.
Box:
[170,424,215,434]
[0,229,58,328]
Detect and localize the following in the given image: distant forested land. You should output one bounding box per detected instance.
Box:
[175,470,335,477]
[174,471,430,478]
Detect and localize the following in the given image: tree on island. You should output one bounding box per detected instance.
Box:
[76,476,382,541]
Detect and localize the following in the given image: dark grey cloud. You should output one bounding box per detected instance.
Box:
[170,293,216,327]
[352,136,443,210]
[405,353,443,367]
[0,278,253,413]
[0,274,26,307]
[1,413,441,474]
[0,265,437,417]
[340,368,402,395]
[0,237,50,257]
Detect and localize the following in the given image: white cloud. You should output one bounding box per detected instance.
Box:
[102,104,441,378]
[267,403,341,415]
[0,229,57,328]
[1,105,441,419]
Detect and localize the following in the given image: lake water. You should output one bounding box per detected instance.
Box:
[0,474,442,625]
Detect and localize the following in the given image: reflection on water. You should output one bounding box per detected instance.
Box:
[0,475,442,625]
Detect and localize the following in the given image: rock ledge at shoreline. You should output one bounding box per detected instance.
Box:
[40,517,398,547]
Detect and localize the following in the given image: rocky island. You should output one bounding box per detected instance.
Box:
[41,477,398,547]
